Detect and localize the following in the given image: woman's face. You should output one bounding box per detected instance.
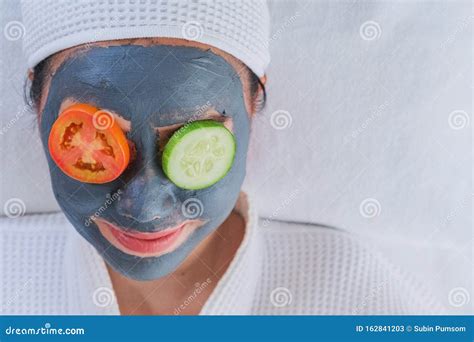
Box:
[37,41,256,281]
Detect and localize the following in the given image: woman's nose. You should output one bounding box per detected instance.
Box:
[116,168,177,223]
[116,117,180,223]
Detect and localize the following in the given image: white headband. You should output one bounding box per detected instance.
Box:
[20,0,270,77]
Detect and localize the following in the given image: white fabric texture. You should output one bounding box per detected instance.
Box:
[20,0,270,77]
[1,192,445,315]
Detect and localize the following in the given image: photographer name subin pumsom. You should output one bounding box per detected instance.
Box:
[413,325,466,333]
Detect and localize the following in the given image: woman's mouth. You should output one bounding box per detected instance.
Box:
[94,218,204,257]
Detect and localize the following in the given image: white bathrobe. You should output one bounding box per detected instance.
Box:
[0,193,444,315]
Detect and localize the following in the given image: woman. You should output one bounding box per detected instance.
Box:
[2,0,443,315]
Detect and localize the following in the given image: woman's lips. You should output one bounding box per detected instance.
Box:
[110,224,184,254]
[94,219,203,257]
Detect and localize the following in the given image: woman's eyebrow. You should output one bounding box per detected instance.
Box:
[153,110,228,128]
[154,112,234,152]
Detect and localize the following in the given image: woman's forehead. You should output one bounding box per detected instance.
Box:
[36,38,254,116]
[47,45,245,126]
[48,38,247,76]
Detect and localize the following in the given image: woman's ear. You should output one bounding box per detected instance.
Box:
[28,69,34,81]
[249,74,267,117]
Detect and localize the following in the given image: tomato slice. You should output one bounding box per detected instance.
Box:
[48,103,130,184]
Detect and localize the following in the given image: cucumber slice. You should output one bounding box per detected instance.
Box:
[162,120,236,190]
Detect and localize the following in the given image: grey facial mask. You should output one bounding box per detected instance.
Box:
[39,45,250,281]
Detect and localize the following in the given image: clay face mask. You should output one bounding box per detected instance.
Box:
[39,45,250,281]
